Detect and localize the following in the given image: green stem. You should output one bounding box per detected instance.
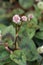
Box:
[15,24,19,49]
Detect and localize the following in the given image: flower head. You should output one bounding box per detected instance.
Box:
[28,13,34,21]
[35,0,41,2]
[13,15,21,24]
[21,16,27,21]
[37,46,43,54]
[37,1,43,10]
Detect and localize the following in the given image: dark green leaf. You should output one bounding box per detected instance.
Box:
[5,61,17,65]
[35,31,43,40]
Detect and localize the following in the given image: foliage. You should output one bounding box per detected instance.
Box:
[0,0,43,65]
[19,0,34,9]
[10,50,26,65]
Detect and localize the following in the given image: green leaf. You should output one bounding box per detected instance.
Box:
[39,22,43,31]
[2,25,16,38]
[34,5,41,18]
[10,50,26,65]
[0,47,10,64]
[5,61,17,65]
[12,8,24,15]
[0,50,10,62]
[35,31,43,40]
[33,37,43,47]
[0,63,3,65]
[0,8,11,25]
[19,0,34,9]
[27,28,35,39]
[0,24,6,31]
[31,17,38,25]
[3,37,14,47]
[0,8,6,15]
[0,46,5,51]
[19,36,39,61]
[18,22,36,39]
[0,47,11,64]
[18,22,27,36]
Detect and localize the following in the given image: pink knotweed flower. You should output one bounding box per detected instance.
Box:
[13,15,21,24]
[28,14,34,21]
[21,16,27,21]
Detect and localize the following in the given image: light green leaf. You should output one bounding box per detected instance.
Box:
[10,50,26,65]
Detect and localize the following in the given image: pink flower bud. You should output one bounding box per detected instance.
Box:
[13,15,21,24]
[21,16,27,21]
[28,14,34,21]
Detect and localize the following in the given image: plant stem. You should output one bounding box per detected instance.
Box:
[15,24,19,49]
